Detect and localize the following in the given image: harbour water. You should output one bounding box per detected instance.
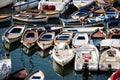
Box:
[0,4,113,80]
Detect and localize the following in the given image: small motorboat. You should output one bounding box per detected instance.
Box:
[105,7,119,20]
[0,49,11,80]
[108,69,120,80]
[54,31,73,46]
[2,24,26,44]
[13,0,39,12]
[99,48,120,71]
[0,0,13,8]
[6,67,28,80]
[37,31,55,50]
[74,44,99,71]
[13,13,48,22]
[52,43,74,66]
[90,28,106,46]
[72,33,89,48]
[21,28,38,49]
[107,28,120,39]
[25,70,44,80]
[0,14,11,23]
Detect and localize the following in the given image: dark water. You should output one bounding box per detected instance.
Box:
[0,4,111,80]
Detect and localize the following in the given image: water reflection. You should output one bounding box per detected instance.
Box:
[50,59,73,77]
[37,49,50,58]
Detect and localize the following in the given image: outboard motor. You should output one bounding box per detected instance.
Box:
[108,64,112,73]
[82,63,89,72]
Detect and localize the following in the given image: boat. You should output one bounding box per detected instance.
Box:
[96,0,114,7]
[2,24,26,44]
[21,28,38,49]
[60,9,105,27]
[2,24,26,51]
[38,0,71,14]
[6,67,28,80]
[25,70,44,80]
[0,14,11,23]
[107,28,120,39]
[13,0,39,12]
[37,31,55,50]
[108,69,120,80]
[74,44,99,71]
[72,0,95,9]
[54,31,73,46]
[90,28,106,46]
[72,33,89,48]
[0,50,11,80]
[99,48,120,71]
[20,9,60,18]
[100,39,120,51]
[105,7,119,20]
[13,13,48,22]
[52,43,74,66]
[0,0,13,8]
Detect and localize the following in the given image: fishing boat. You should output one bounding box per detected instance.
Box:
[99,48,120,71]
[21,28,38,49]
[72,33,89,48]
[6,67,28,80]
[0,50,11,80]
[0,0,13,8]
[21,9,60,18]
[13,0,39,12]
[72,0,95,9]
[107,28,120,39]
[38,0,71,14]
[54,31,73,46]
[108,69,120,80]
[0,14,11,23]
[13,13,48,22]
[90,28,106,46]
[52,43,74,66]
[37,31,55,50]
[2,24,26,44]
[74,44,99,71]
[25,70,44,80]
[105,7,119,20]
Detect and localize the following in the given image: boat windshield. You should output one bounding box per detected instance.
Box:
[77,36,85,40]
[10,28,21,33]
[26,33,34,38]
[32,76,41,79]
[56,34,70,40]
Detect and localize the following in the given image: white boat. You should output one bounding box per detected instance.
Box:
[52,43,74,66]
[100,39,120,51]
[37,31,55,50]
[0,0,13,8]
[2,24,26,44]
[38,0,71,14]
[99,48,120,71]
[25,70,44,80]
[0,50,11,80]
[13,13,48,22]
[72,0,95,9]
[90,28,106,46]
[74,44,99,71]
[54,31,73,46]
[0,14,11,23]
[72,33,89,48]
[13,0,39,12]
